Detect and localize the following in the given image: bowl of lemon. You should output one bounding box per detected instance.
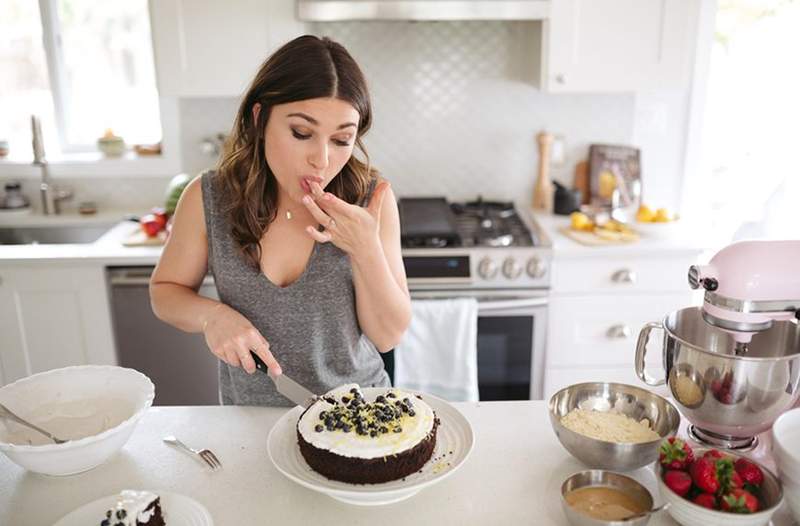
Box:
[634,205,680,238]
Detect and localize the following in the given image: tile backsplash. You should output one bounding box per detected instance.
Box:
[3,21,689,214]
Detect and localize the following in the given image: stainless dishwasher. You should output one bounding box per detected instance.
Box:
[107,266,221,405]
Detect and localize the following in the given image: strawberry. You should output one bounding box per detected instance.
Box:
[659,438,694,471]
[693,493,717,509]
[730,469,743,490]
[721,488,759,513]
[734,458,764,487]
[690,457,720,493]
[703,449,727,461]
[664,470,693,497]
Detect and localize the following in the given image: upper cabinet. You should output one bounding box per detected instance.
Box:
[541,0,695,92]
[149,0,307,97]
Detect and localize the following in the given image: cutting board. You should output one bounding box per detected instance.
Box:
[123,228,167,247]
[559,226,639,246]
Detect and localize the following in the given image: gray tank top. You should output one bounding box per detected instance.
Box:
[201,171,390,406]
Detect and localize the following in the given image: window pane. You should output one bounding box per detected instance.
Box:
[0,0,57,160]
[57,0,162,148]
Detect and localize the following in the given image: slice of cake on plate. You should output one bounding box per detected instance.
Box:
[99,490,165,526]
[296,384,439,484]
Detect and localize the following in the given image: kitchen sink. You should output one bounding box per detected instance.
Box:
[0,224,113,245]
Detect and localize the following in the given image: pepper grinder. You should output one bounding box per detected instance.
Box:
[533,131,554,213]
[533,132,553,214]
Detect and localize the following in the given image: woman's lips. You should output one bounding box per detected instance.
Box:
[300,176,323,194]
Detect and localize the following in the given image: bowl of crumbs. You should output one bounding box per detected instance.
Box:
[549,382,680,471]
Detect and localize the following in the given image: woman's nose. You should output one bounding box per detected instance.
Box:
[308,140,329,170]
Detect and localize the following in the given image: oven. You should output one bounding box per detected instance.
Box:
[395,196,552,402]
[406,288,548,401]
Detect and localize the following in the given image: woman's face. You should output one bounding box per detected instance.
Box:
[261,97,359,205]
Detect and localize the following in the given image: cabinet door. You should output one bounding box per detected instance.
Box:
[149,0,305,97]
[0,266,116,385]
[542,0,694,92]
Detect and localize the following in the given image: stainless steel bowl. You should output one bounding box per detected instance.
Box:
[636,307,800,447]
[561,470,655,526]
[548,382,680,471]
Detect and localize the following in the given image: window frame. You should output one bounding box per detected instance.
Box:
[0,0,180,178]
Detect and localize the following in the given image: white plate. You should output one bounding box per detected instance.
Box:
[267,388,475,506]
[53,491,213,526]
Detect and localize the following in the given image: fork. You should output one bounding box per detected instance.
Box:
[162,435,221,470]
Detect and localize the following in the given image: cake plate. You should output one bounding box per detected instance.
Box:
[267,388,475,506]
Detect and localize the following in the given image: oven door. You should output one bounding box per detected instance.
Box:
[408,289,548,401]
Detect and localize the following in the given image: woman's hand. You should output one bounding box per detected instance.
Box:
[301,180,390,256]
[202,303,282,375]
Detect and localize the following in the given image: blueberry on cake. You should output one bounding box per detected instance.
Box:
[296,384,439,484]
[99,490,165,526]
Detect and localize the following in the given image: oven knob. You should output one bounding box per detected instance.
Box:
[526,257,547,278]
[502,258,523,279]
[478,257,498,279]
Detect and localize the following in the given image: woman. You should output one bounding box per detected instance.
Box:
[150,35,411,406]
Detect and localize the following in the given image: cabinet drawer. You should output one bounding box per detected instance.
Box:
[544,367,670,401]
[546,293,692,368]
[552,255,699,294]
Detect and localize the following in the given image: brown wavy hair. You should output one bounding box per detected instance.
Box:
[215,35,377,269]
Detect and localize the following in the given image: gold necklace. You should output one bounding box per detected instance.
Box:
[285,210,293,220]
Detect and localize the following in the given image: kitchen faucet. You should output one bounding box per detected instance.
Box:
[31,115,72,214]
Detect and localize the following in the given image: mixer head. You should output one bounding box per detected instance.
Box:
[688,240,800,342]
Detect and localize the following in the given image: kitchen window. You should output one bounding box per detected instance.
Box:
[1,0,171,171]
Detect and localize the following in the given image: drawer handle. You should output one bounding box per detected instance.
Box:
[611,269,637,284]
[606,324,632,339]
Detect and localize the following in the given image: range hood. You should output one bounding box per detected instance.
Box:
[297,0,550,21]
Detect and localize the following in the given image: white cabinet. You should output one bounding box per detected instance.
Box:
[543,250,702,399]
[541,0,695,92]
[0,265,116,386]
[149,0,306,97]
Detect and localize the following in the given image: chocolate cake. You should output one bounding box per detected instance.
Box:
[296,384,439,484]
[99,490,165,526]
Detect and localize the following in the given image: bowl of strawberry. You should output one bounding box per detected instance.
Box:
[657,438,783,526]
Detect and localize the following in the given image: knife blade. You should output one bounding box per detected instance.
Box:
[249,351,319,407]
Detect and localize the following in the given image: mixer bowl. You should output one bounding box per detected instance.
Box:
[635,307,800,447]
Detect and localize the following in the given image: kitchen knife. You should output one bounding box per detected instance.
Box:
[249,351,319,407]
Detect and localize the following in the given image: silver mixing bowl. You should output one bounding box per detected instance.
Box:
[549,382,680,471]
[561,470,656,526]
[636,307,800,447]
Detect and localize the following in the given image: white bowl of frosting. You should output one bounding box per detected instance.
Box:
[0,365,154,476]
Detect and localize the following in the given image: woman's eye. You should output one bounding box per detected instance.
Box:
[291,129,310,140]
[333,139,352,147]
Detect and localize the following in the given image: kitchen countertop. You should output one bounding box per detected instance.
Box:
[0,212,163,265]
[530,213,712,258]
[0,209,714,266]
[1,402,795,525]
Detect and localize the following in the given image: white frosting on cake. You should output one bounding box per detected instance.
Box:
[102,490,159,525]
[297,384,435,459]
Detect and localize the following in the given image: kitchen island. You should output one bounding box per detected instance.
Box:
[1,401,794,525]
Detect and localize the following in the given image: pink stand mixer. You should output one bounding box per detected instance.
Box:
[637,240,800,449]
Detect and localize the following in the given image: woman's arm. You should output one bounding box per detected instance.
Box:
[149,176,280,374]
[349,184,411,352]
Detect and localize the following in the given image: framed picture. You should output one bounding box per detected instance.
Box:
[588,144,641,210]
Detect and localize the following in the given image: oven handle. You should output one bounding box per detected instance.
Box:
[409,294,548,313]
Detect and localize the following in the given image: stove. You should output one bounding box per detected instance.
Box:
[397,196,552,401]
[399,196,551,290]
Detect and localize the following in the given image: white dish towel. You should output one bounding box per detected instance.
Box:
[393,298,479,402]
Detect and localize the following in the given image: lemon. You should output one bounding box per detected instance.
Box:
[655,208,672,222]
[570,212,593,231]
[636,205,655,223]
